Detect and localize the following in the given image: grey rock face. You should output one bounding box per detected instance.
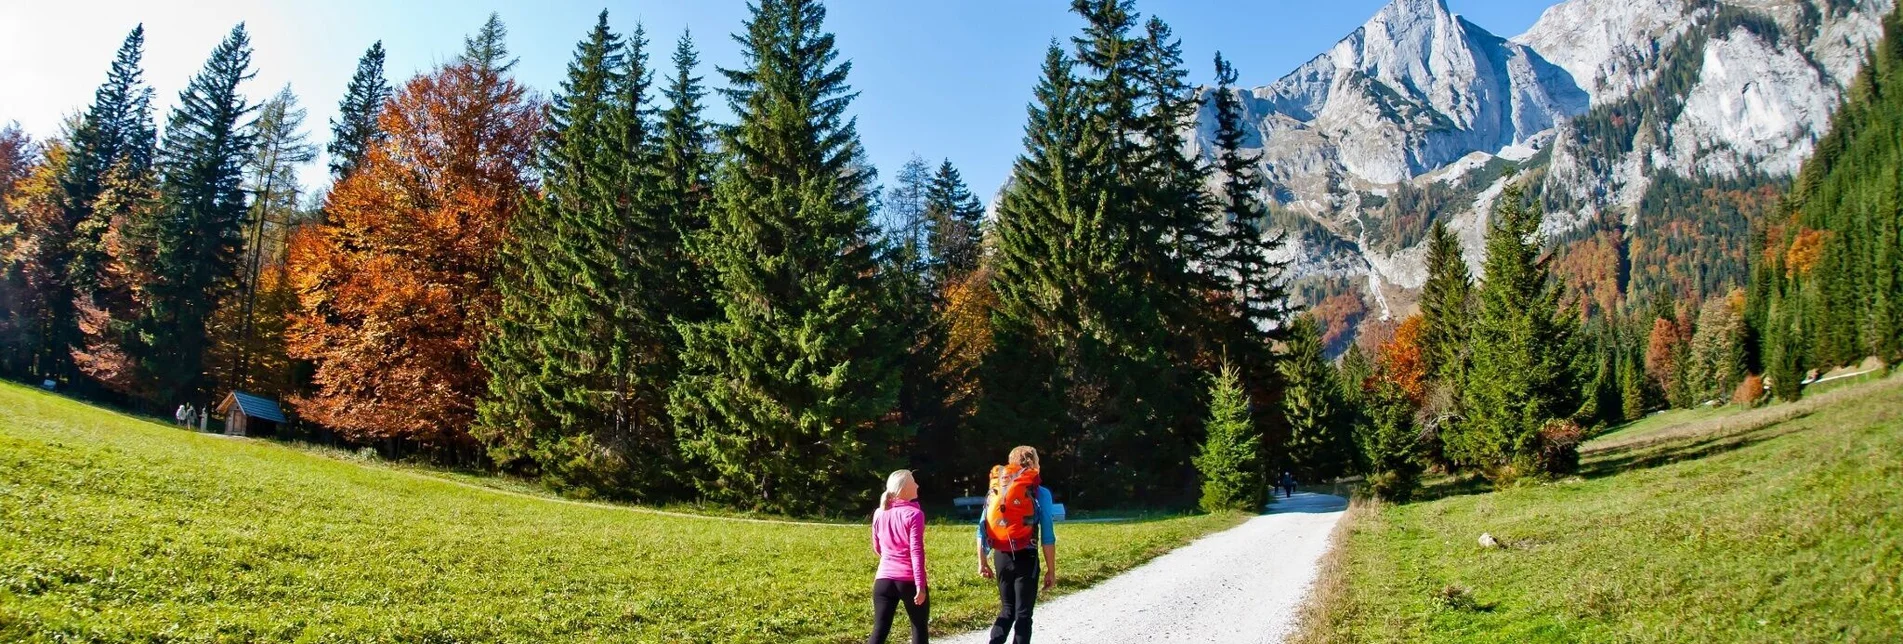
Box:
[1192,0,1894,322]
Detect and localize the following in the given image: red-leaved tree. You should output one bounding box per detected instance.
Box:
[287,41,540,451]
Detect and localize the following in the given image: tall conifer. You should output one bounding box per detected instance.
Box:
[1455,184,1583,477]
[924,159,983,282]
[668,0,901,514]
[137,24,258,406]
[328,42,390,181]
[56,26,157,385]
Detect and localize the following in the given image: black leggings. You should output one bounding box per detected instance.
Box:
[988,548,1040,644]
[870,579,928,644]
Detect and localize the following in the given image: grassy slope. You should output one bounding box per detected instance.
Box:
[1303,375,1903,643]
[0,382,1239,643]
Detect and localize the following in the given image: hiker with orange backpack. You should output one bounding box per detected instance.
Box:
[976,446,1057,644]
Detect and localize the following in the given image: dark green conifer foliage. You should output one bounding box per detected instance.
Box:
[137,24,258,405]
[55,26,158,383]
[1195,362,1264,513]
[1755,8,1903,377]
[478,13,689,499]
[924,159,984,283]
[1619,348,1648,421]
[1419,220,1472,384]
[657,30,712,260]
[464,13,517,75]
[1356,378,1421,501]
[668,0,901,515]
[327,41,390,181]
[1208,52,1291,339]
[1279,316,1351,481]
[980,43,1081,490]
[1455,184,1583,477]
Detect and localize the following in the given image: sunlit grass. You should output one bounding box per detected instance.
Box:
[1297,374,1903,642]
[0,381,1239,643]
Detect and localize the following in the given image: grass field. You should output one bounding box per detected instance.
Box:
[1296,373,1903,643]
[0,382,1240,643]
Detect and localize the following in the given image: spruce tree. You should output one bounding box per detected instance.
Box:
[1420,221,1471,378]
[925,159,983,283]
[137,24,258,406]
[1208,52,1291,338]
[478,12,689,498]
[980,43,1083,492]
[1456,184,1582,478]
[328,41,390,181]
[657,30,712,253]
[1195,362,1264,513]
[1619,348,1647,421]
[1279,316,1349,481]
[56,25,158,385]
[668,0,901,514]
[1356,378,1421,501]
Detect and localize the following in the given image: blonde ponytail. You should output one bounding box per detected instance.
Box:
[880,469,913,511]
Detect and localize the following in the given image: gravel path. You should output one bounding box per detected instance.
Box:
[943,492,1349,644]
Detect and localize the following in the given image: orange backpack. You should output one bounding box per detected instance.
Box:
[983,464,1041,551]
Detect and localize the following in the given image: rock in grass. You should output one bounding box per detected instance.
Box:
[1478,533,1500,549]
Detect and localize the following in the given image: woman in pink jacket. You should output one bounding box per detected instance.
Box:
[870,469,929,643]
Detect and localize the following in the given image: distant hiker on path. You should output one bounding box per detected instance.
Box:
[175,404,188,426]
[870,469,929,644]
[1279,472,1297,499]
[978,446,1058,644]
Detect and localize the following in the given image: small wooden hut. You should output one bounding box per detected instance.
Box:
[217,391,287,437]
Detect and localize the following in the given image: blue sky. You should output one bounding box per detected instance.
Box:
[0,0,1558,202]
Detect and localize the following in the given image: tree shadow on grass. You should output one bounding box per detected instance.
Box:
[1575,420,1809,481]
[1402,412,1815,504]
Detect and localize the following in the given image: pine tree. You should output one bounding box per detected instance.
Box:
[1455,184,1583,478]
[1356,378,1421,501]
[924,159,984,283]
[56,26,158,386]
[1208,52,1291,339]
[668,0,902,514]
[328,42,390,181]
[1419,220,1472,384]
[1279,316,1349,481]
[1196,362,1264,513]
[477,13,690,498]
[657,30,712,255]
[135,24,258,407]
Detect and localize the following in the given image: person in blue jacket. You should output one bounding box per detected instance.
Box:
[976,446,1057,644]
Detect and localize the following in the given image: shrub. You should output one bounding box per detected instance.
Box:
[1733,373,1767,407]
[1532,419,1584,476]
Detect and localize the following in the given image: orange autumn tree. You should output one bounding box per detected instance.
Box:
[287,17,541,451]
[1377,314,1429,406]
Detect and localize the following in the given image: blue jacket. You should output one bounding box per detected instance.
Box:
[977,486,1057,552]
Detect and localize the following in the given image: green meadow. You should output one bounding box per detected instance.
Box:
[1297,374,1903,643]
[0,381,1238,643]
